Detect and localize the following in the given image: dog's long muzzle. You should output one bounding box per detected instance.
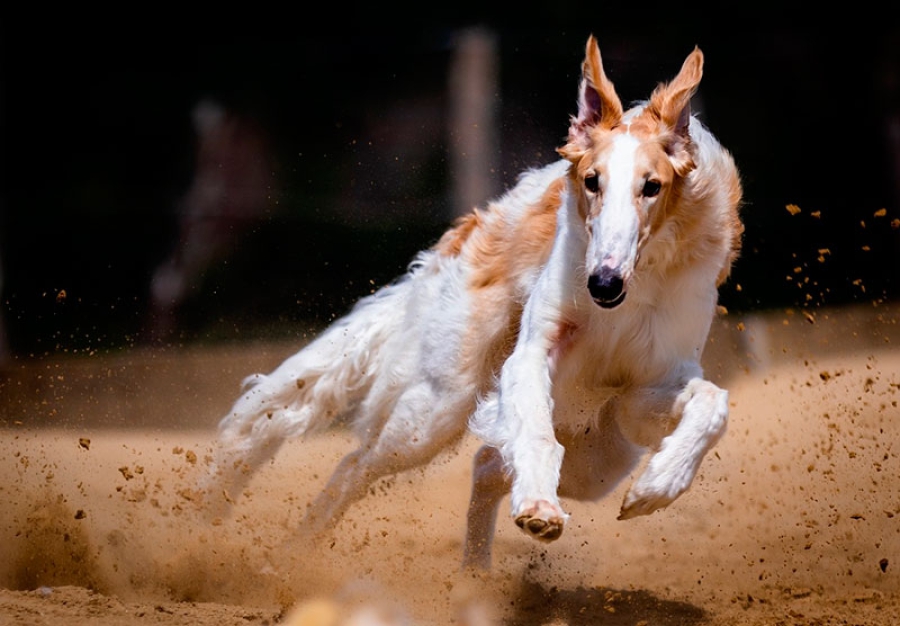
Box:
[587,269,626,308]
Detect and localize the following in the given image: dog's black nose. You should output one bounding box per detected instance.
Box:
[587,270,626,308]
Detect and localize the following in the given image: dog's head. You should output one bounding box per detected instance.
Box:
[558,36,703,309]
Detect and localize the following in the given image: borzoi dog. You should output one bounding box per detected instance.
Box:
[202,35,743,570]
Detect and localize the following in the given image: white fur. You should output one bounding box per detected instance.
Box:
[202,37,742,571]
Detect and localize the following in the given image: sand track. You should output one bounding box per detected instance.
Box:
[2,304,899,625]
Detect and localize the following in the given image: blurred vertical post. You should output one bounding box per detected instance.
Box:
[448,27,500,220]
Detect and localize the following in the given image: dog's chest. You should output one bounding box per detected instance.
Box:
[550,300,705,414]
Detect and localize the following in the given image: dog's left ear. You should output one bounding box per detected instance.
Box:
[649,46,704,137]
[559,35,623,160]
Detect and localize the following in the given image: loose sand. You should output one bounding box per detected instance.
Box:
[2,303,899,625]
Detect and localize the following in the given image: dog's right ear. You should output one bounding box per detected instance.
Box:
[560,35,623,160]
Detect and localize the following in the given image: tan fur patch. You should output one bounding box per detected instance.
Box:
[453,176,566,388]
[465,177,563,290]
[434,211,482,258]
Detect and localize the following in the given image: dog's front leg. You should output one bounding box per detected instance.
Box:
[617,376,729,520]
[497,337,569,542]
[468,195,584,544]
[486,278,579,543]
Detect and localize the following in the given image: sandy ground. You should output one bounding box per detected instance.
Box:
[1,303,899,625]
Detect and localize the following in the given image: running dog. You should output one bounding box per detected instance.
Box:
[202,35,743,570]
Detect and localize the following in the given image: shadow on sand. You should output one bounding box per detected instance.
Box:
[507,579,706,626]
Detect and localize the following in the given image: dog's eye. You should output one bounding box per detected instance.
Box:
[584,174,599,193]
[642,179,661,198]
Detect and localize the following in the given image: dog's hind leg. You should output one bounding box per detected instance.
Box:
[201,341,375,517]
[462,444,509,570]
[200,281,410,517]
[203,423,287,519]
[202,396,327,520]
[299,382,475,537]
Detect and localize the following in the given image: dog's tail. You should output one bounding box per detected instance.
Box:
[202,274,413,513]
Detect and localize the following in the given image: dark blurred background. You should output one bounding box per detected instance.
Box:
[1,11,898,360]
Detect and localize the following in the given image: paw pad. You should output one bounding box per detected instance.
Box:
[515,515,563,542]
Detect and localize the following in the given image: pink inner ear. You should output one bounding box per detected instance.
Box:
[563,37,625,153]
[581,84,603,126]
[572,80,605,134]
[649,47,703,132]
[675,100,692,136]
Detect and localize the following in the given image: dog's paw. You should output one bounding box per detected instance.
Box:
[618,487,672,520]
[513,500,567,542]
[617,467,690,520]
